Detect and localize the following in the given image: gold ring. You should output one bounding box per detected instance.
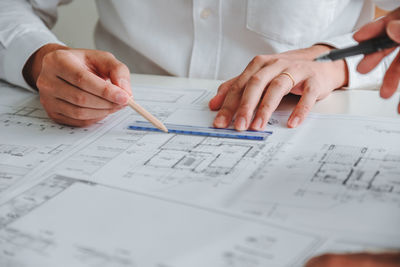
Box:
[280,72,296,88]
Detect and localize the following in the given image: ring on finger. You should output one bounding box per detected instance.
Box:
[279,72,296,88]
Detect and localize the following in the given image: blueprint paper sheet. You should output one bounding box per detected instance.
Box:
[0,80,399,266]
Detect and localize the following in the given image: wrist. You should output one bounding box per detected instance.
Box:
[23,43,69,90]
[305,44,333,59]
[310,45,349,88]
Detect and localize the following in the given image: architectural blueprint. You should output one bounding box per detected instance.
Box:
[0,94,105,200]
[0,175,322,267]
[0,80,399,266]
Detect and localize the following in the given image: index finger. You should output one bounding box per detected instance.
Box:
[53,52,130,105]
[354,8,400,42]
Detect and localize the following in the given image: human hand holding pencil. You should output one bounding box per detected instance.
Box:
[354,7,400,113]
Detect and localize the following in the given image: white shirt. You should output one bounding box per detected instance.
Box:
[0,0,399,92]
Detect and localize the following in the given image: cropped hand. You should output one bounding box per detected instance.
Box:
[23,44,132,126]
[209,45,348,131]
[354,7,400,113]
[306,252,400,267]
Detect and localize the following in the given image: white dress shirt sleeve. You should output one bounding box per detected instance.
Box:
[0,0,66,92]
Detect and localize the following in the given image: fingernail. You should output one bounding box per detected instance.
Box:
[290,116,300,128]
[236,117,247,131]
[252,117,263,130]
[116,92,129,104]
[214,115,227,128]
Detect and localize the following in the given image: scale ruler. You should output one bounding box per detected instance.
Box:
[128,121,272,140]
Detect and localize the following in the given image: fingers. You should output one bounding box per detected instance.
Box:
[48,50,130,105]
[381,51,400,98]
[248,65,309,131]
[357,48,396,74]
[209,77,238,111]
[387,20,400,43]
[354,7,400,42]
[353,18,387,42]
[89,51,133,96]
[51,113,107,127]
[37,75,118,109]
[248,73,295,131]
[213,56,272,128]
[235,65,286,130]
[41,97,117,121]
[287,78,319,128]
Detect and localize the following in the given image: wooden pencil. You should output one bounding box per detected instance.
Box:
[127,98,168,133]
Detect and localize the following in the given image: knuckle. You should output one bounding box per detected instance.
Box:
[297,104,312,114]
[217,82,228,93]
[259,102,273,112]
[73,94,87,106]
[308,68,318,78]
[72,108,85,119]
[249,74,263,84]
[270,78,285,89]
[271,58,285,65]
[102,51,115,59]
[230,83,243,95]
[102,81,112,99]
[304,85,318,95]
[239,103,253,113]
[52,49,69,62]
[41,53,53,67]
[251,55,265,66]
[116,62,129,73]
[219,107,234,116]
[290,62,303,70]
[36,76,48,90]
[73,70,85,86]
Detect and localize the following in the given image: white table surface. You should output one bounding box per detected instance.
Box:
[130,74,400,120]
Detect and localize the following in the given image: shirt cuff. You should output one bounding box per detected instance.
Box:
[317,33,386,90]
[3,30,64,92]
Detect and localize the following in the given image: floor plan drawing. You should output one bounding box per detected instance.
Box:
[56,113,271,204]
[0,95,113,200]
[143,134,264,178]
[310,144,400,196]
[0,175,322,267]
[132,86,210,106]
[1,80,399,267]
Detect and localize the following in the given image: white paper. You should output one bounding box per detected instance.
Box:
[0,80,399,266]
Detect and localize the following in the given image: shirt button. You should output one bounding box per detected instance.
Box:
[200,8,211,19]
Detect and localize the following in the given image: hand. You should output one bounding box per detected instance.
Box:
[23,44,132,127]
[305,252,400,267]
[354,7,400,113]
[209,45,348,131]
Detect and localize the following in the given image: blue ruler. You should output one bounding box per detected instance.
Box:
[128,121,272,140]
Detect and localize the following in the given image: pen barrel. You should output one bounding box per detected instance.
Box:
[327,35,398,61]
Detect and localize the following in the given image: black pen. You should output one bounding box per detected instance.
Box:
[314,35,399,62]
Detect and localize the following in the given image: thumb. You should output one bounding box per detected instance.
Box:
[387,20,400,44]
